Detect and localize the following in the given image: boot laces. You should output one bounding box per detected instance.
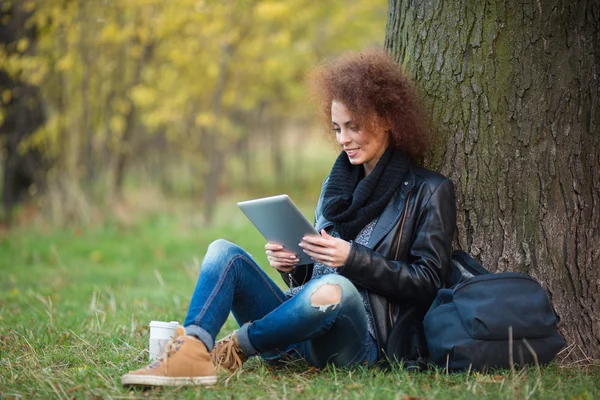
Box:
[212,332,246,372]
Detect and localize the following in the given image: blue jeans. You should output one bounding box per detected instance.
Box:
[184,239,378,368]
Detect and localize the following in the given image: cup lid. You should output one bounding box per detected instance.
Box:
[149,320,180,328]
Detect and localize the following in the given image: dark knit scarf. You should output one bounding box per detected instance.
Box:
[321,147,410,241]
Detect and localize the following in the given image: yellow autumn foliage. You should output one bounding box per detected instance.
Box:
[0,0,386,204]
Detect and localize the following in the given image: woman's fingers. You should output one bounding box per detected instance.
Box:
[265,242,284,251]
[266,248,297,257]
[266,240,299,271]
[299,238,333,263]
[301,234,332,249]
[320,229,332,239]
[265,242,298,261]
[266,249,298,260]
[267,255,298,265]
[301,247,327,261]
[299,233,351,267]
[265,241,313,271]
[298,240,333,256]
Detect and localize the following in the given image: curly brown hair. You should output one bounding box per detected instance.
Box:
[307,48,429,160]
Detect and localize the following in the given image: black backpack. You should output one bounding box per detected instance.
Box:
[423,250,566,371]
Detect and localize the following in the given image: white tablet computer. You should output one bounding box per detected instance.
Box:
[238,194,319,265]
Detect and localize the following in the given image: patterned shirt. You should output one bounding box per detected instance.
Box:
[287,219,378,338]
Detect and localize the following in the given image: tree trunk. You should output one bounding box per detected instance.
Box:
[270,117,285,185]
[113,41,154,198]
[0,3,45,221]
[201,42,234,224]
[79,0,94,187]
[201,132,224,225]
[386,0,599,359]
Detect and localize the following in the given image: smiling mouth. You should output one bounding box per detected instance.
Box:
[345,148,359,157]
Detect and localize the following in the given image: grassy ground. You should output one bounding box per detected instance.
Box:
[1,199,599,399]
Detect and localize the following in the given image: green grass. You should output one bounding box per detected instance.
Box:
[1,201,599,399]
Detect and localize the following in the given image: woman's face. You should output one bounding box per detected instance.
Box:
[331,101,389,176]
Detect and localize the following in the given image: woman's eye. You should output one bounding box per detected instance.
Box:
[333,128,341,134]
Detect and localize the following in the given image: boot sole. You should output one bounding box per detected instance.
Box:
[121,373,218,386]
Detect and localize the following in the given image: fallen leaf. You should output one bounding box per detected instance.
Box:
[66,385,82,393]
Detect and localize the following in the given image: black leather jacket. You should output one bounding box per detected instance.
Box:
[281,164,456,362]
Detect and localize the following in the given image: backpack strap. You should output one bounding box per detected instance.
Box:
[451,250,490,275]
[447,250,490,287]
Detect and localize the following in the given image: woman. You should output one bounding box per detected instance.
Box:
[121,49,456,387]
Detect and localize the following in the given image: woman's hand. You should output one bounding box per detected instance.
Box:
[299,229,351,268]
[265,242,299,273]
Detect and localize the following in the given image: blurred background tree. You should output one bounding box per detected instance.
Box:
[0,1,45,220]
[0,0,387,225]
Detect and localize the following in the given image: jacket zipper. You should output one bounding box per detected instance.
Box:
[390,192,411,326]
[393,192,410,260]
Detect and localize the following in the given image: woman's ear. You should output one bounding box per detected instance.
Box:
[382,116,393,131]
[374,113,392,132]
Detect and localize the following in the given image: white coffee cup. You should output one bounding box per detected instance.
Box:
[149,320,180,361]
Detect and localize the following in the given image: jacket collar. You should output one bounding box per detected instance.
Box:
[367,164,415,248]
[315,165,415,246]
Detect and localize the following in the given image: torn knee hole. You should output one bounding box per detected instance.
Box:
[310,284,342,310]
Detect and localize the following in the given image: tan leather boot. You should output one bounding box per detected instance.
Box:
[121,326,217,386]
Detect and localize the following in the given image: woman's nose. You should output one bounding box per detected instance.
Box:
[337,129,351,145]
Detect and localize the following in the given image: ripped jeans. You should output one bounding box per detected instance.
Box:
[183,239,378,368]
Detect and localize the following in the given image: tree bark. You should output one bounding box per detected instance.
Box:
[201,42,234,225]
[386,0,599,359]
